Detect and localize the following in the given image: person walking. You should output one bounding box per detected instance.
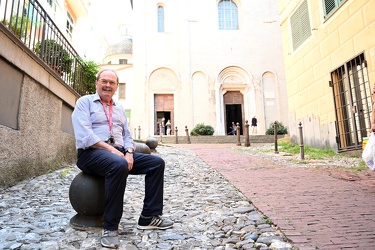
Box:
[230,122,236,135]
[251,116,257,134]
[71,69,173,249]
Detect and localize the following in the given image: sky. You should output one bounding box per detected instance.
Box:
[91,0,133,43]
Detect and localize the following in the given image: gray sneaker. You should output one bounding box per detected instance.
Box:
[137,215,174,230]
[101,229,119,249]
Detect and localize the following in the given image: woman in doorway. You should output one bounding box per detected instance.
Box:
[166,120,172,135]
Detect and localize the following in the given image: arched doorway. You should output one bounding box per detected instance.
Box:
[223,91,244,135]
[154,94,174,135]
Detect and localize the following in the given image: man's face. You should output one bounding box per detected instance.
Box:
[95,71,118,100]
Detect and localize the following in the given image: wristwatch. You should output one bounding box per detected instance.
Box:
[125,148,134,154]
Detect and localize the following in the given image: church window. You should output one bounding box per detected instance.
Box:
[218,0,238,30]
[157,6,164,32]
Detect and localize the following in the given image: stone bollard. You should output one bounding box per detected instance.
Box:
[274,121,279,154]
[185,126,191,144]
[236,122,241,146]
[69,143,151,230]
[69,172,105,229]
[244,120,250,147]
[299,122,305,160]
[174,126,178,144]
[135,142,151,154]
[146,137,158,152]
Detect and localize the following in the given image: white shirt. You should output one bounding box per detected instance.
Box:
[71,92,135,150]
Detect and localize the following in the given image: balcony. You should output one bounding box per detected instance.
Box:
[0,0,90,96]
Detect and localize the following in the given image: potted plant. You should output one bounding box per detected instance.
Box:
[2,14,32,40]
[72,58,99,95]
[33,39,73,75]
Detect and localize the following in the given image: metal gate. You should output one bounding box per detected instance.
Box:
[331,53,372,152]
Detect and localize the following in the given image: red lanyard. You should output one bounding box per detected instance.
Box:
[101,101,113,133]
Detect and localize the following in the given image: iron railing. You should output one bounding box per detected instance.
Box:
[0,0,88,96]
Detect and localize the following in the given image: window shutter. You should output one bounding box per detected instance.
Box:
[291,0,311,51]
[323,0,347,19]
[291,11,301,49]
[323,0,337,17]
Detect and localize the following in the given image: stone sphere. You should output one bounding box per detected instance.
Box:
[69,172,105,228]
[146,137,158,151]
[69,172,105,215]
[135,142,151,154]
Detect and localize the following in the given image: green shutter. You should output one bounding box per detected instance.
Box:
[291,0,311,51]
[323,0,347,19]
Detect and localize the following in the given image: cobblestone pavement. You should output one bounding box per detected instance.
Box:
[177,143,375,250]
[0,144,294,250]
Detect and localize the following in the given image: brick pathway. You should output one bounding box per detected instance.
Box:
[177,144,375,250]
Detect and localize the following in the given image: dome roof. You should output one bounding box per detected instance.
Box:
[105,36,133,56]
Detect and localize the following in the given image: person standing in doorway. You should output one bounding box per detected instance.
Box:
[166,119,172,135]
[251,116,257,134]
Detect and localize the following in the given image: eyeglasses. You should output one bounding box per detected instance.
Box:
[98,79,118,86]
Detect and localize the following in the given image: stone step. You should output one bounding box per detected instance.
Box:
[148,135,284,144]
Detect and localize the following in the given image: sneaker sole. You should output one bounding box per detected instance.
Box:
[100,241,119,249]
[101,237,119,249]
[137,224,173,230]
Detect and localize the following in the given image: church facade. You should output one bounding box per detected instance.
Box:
[103,0,288,139]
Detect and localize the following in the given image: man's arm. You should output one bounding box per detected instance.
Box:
[72,96,102,149]
[90,141,125,157]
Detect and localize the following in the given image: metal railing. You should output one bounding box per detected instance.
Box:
[1,0,88,96]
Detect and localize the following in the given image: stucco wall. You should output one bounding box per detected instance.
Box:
[0,25,78,186]
[278,0,375,149]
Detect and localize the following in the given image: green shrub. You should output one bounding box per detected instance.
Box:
[73,58,99,94]
[33,39,73,75]
[190,123,214,136]
[266,121,288,135]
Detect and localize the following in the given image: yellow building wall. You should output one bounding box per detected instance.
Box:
[278,0,375,149]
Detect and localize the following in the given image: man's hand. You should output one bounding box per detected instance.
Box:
[91,141,134,170]
[109,145,134,170]
[124,153,134,170]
